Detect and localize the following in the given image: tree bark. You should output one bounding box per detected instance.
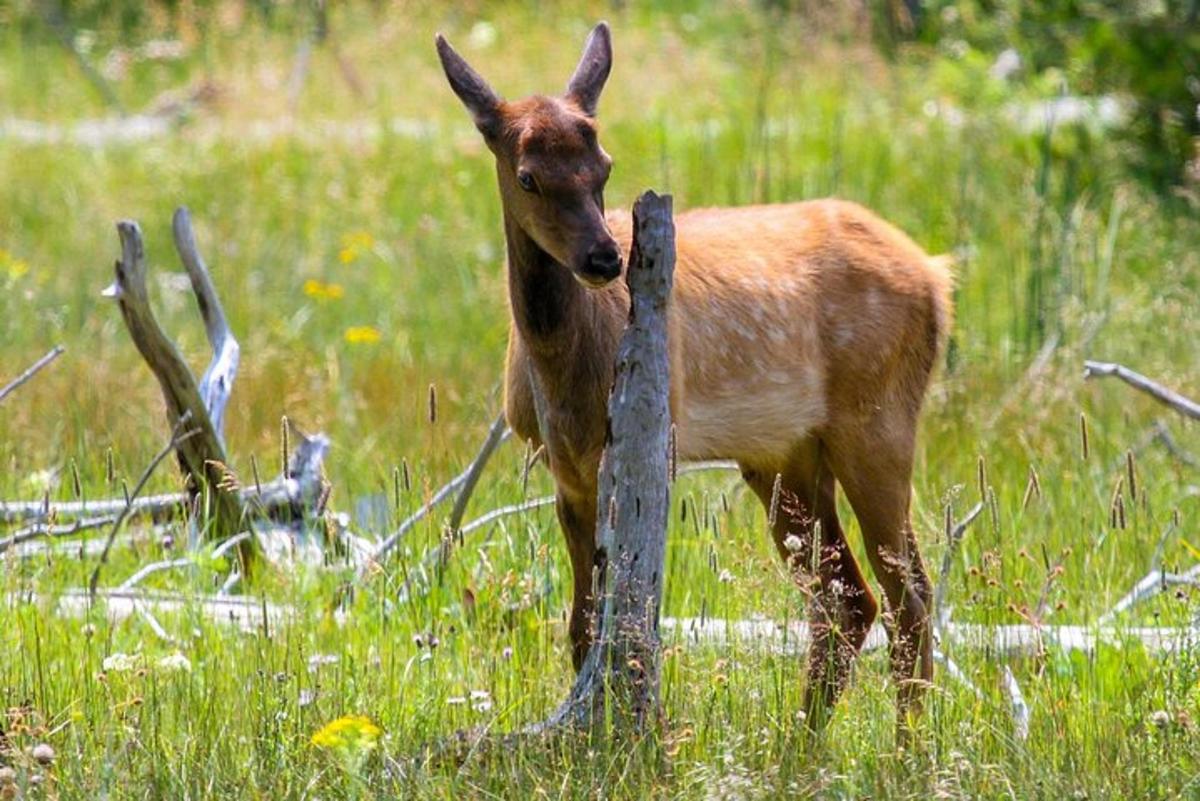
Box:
[547,190,676,733]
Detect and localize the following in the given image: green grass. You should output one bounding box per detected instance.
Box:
[2,2,1200,798]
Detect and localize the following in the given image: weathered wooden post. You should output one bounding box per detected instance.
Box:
[547,190,675,732]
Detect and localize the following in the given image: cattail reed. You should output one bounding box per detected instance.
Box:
[1079,412,1090,460]
[105,447,115,486]
[401,458,411,492]
[250,453,262,495]
[768,473,782,529]
[1110,477,1125,529]
[987,486,1000,535]
[977,454,987,500]
[1126,450,1137,502]
[69,458,81,499]
[427,383,438,424]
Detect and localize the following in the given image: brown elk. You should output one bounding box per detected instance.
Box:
[435,22,953,730]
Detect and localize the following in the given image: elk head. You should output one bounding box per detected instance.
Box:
[436,23,622,287]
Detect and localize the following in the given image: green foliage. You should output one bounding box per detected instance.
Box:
[912,0,1200,190]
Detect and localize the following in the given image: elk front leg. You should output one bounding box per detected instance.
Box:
[556,488,598,672]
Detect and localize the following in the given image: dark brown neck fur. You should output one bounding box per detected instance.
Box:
[502,210,625,470]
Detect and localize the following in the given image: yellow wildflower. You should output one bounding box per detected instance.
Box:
[1,249,29,282]
[303,279,345,300]
[338,230,375,264]
[310,715,382,751]
[344,326,382,345]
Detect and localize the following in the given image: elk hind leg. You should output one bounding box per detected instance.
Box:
[828,423,933,732]
[741,445,877,731]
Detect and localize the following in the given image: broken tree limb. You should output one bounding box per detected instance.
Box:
[1097,564,1200,627]
[934,500,986,631]
[364,412,511,576]
[544,190,676,733]
[0,514,117,555]
[245,421,331,523]
[1001,665,1030,742]
[447,412,510,536]
[2,431,328,530]
[88,414,200,598]
[395,495,557,604]
[172,207,239,447]
[0,493,184,524]
[0,345,64,405]
[104,217,245,547]
[1084,360,1200,421]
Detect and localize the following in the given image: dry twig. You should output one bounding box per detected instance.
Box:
[1084,360,1200,421]
[0,345,65,405]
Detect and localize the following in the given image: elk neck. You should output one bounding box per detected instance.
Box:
[502,209,622,425]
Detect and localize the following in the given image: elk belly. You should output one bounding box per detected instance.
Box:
[675,363,826,463]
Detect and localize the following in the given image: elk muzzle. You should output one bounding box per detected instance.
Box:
[576,241,623,287]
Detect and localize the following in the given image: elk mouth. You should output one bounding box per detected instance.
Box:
[573,247,623,288]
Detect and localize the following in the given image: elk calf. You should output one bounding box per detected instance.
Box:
[436,22,953,731]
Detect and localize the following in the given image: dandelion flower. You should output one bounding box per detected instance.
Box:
[344,326,382,345]
[303,279,345,301]
[338,231,375,264]
[310,715,383,751]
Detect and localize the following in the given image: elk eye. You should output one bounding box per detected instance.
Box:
[517,170,537,193]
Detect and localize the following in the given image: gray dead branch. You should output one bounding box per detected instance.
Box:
[934,500,986,631]
[8,588,297,634]
[1084,360,1200,422]
[0,514,117,555]
[1,208,331,575]
[362,412,511,578]
[1001,665,1030,742]
[542,190,676,733]
[395,495,556,604]
[104,211,244,546]
[0,345,65,405]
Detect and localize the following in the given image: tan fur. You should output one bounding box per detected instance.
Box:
[437,24,953,733]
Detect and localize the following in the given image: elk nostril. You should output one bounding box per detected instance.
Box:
[589,252,621,277]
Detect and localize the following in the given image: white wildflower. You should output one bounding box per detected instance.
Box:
[156,652,192,672]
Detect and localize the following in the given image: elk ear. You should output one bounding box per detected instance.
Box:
[436,33,502,138]
[566,22,612,117]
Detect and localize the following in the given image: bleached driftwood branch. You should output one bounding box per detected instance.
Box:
[363,412,511,576]
[395,495,557,603]
[0,514,117,555]
[1002,665,1030,742]
[660,617,1200,657]
[88,413,201,596]
[1,426,328,534]
[934,500,986,630]
[1097,563,1200,627]
[1084,360,1200,421]
[0,493,185,525]
[104,214,243,543]
[172,207,239,447]
[0,345,64,405]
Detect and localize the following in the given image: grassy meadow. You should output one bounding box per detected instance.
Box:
[2,2,1200,797]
